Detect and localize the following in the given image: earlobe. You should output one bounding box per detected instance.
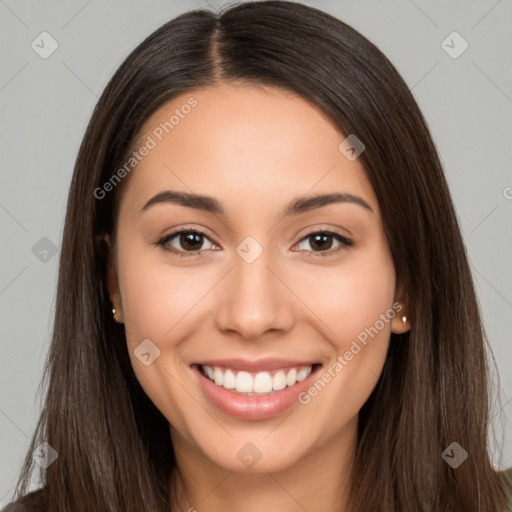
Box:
[391,308,410,334]
[104,234,124,324]
[391,281,410,335]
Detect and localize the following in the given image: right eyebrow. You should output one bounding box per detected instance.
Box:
[141,190,223,215]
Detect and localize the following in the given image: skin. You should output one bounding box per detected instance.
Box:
[106,83,410,512]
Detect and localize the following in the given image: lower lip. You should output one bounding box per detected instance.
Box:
[192,364,321,421]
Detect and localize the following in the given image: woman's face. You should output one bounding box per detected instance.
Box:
[108,83,408,473]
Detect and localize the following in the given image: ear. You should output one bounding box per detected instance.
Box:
[390,279,410,334]
[104,234,123,323]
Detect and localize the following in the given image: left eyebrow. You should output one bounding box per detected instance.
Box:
[140,190,374,216]
[282,192,374,216]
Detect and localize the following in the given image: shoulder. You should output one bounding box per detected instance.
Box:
[504,467,512,512]
[1,487,47,512]
[2,472,512,511]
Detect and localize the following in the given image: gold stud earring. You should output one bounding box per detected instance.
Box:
[401,315,407,326]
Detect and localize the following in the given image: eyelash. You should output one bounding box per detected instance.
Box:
[155,228,354,258]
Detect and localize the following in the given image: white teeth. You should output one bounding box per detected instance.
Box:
[201,365,314,394]
[235,371,252,392]
[272,370,287,391]
[213,367,223,386]
[253,372,273,393]
[286,368,297,386]
[296,367,312,381]
[223,369,236,389]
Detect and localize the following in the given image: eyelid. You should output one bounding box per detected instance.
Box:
[158,224,215,240]
[294,222,353,240]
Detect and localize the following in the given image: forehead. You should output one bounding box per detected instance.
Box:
[119,83,379,217]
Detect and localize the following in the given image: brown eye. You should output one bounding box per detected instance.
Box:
[176,232,204,251]
[294,231,353,257]
[156,229,216,256]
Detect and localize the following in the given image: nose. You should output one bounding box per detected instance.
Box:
[214,250,295,341]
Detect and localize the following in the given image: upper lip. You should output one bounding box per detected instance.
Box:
[193,358,320,373]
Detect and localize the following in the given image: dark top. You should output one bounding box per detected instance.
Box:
[3,467,512,510]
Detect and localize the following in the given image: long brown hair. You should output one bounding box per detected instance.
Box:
[10,1,509,510]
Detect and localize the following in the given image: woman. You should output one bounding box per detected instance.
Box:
[4,1,512,511]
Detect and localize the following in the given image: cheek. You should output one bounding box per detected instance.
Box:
[118,247,217,346]
[299,244,396,349]
[116,245,210,430]
[293,243,396,425]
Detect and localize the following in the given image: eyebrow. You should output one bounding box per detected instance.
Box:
[141,190,374,216]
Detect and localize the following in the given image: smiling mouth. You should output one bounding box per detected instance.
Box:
[196,363,322,396]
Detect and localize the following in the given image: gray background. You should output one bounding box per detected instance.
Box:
[1,0,511,505]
